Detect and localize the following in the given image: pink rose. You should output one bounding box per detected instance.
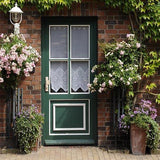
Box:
[120,50,125,55]
[0,77,4,83]
[136,43,141,48]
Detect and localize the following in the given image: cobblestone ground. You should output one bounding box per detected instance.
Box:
[0,146,160,160]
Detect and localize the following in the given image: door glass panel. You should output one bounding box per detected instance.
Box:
[71,26,89,58]
[50,26,68,58]
[50,61,68,93]
[71,61,89,93]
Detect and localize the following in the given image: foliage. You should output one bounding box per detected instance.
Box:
[119,99,160,150]
[0,0,81,13]
[143,51,160,78]
[88,34,144,93]
[14,105,44,154]
[104,0,160,42]
[0,0,160,42]
[0,33,40,91]
[143,51,160,103]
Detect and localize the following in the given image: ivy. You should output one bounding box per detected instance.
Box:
[104,0,160,42]
[143,51,160,104]
[0,0,81,13]
[1,0,160,42]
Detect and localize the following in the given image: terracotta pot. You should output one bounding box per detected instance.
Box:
[130,124,147,155]
[32,139,40,152]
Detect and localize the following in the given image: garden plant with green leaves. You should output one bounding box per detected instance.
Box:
[119,99,160,151]
[14,105,44,154]
[88,34,143,94]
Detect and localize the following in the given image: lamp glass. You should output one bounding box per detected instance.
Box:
[11,12,21,23]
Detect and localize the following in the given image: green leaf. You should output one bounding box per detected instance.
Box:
[129,91,134,97]
[156,94,160,104]
[146,83,157,91]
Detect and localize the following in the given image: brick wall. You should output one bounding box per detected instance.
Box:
[0,0,133,148]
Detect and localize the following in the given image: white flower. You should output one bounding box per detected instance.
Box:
[127,81,130,85]
[110,52,113,56]
[108,80,113,86]
[98,87,104,93]
[109,73,112,77]
[109,65,113,68]
[118,59,123,65]
[93,77,98,84]
[120,77,123,81]
[127,44,131,48]
[3,37,10,43]
[0,33,4,38]
[0,77,4,83]
[137,75,141,80]
[87,83,91,88]
[128,77,132,81]
[126,34,135,39]
[136,43,141,48]
[91,69,94,73]
[105,52,111,57]
[120,50,125,55]
[91,89,96,93]
[117,43,123,48]
[135,65,138,68]
[9,33,14,38]
[91,65,97,73]
[101,82,106,88]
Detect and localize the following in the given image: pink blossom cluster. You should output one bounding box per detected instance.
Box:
[0,33,40,84]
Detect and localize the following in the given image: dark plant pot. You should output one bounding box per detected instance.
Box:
[130,124,147,155]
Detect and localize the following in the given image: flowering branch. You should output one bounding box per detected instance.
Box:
[88,34,143,95]
[0,33,41,90]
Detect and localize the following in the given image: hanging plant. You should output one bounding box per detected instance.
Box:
[0,33,41,91]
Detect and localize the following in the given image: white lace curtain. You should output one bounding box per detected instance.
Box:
[50,25,89,93]
[71,62,89,92]
[50,62,68,92]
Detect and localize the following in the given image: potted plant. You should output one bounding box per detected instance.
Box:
[119,99,160,155]
[88,34,160,154]
[14,105,44,154]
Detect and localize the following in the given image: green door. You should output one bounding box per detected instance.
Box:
[41,17,97,145]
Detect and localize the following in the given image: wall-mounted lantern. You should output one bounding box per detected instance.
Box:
[9,3,23,35]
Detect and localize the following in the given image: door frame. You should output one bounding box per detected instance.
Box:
[41,16,98,145]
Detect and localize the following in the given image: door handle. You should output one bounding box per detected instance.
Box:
[45,77,50,92]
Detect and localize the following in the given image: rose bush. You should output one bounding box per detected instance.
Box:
[88,34,144,93]
[0,33,40,90]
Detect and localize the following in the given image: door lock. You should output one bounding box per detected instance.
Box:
[45,77,50,92]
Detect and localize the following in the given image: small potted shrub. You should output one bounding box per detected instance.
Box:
[14,105,44,154]
[119,99,160,155]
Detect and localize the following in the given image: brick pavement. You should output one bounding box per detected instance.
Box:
[0,146,160,160]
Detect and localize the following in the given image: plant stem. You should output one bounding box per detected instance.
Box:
[129,13,135,34]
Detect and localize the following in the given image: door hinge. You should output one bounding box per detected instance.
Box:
[45,77,50,92]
